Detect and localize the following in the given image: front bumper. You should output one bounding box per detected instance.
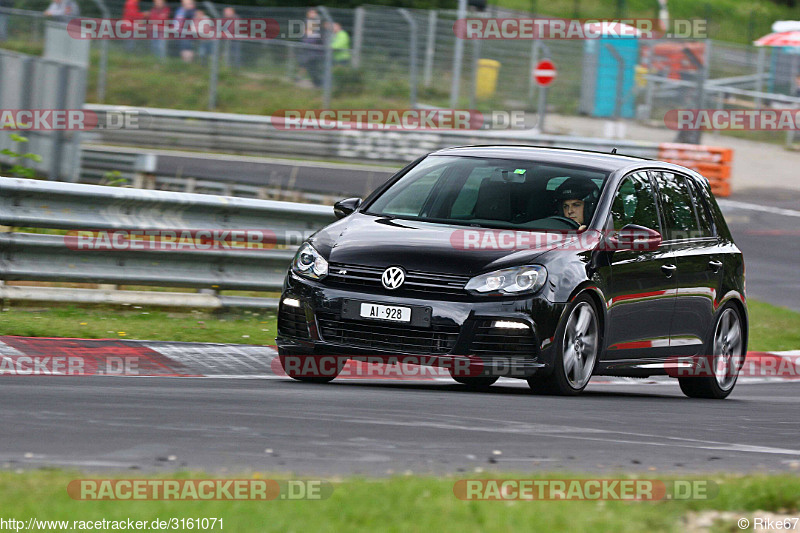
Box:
[276,272,566,378]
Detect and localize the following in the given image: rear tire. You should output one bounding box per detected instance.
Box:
[278,350,345,383]
[528,294,600,396]
[678,304,745,399]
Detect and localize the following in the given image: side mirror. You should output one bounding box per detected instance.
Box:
[605,224,662,252]
[333,197,362,219]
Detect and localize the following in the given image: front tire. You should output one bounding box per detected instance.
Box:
[278,350,345,383]
[679,305,745,399]
[528,294,600,396]
[450,374,498,389]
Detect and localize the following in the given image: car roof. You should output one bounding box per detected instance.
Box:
[429,145,651,173]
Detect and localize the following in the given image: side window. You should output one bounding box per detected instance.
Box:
[652,171,700,240]
[687,178,716,238]
[608,172,661,232]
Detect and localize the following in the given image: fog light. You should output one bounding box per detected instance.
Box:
[493,320,530,330]
[282,297,301,308]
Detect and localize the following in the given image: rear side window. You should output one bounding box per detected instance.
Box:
[686,178,716,238]
[608,172,661,232]
[652,171,701,240]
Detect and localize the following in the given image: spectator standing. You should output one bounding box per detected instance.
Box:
[175,0,197,63]
[194,9,211,62]
[331,22,350,67]
[300,8,323,87]
[122,0,147,52]
[148,0,170,60]
[222,6,241,69]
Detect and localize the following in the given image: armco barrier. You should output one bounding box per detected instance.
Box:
[0,177,336,308]
[82,105,733,198]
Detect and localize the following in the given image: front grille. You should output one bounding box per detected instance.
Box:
[316,312,460,354]
[278,304,310,339]
[325,263,470,296]
[469,320,537,358]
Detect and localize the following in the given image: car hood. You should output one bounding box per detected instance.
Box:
[310,213,581,276]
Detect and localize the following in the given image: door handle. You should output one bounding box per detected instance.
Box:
[661,264,677,277]
[708,260,723,273]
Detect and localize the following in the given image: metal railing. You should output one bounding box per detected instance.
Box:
[84,104,665,164]
[0,176,336,308]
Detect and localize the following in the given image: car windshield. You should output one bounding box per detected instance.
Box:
[364,155,611,230]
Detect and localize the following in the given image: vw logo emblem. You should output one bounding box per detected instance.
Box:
[381,266,406,290]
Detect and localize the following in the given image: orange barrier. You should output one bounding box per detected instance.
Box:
[658,143,733,197]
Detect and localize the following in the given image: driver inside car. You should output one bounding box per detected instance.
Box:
[553,177,599,231]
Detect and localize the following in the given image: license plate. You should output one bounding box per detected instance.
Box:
[359,303,412,323]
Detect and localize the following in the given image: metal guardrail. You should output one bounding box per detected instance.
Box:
[80,148,157,185]
[0,176,336,308]
[84,104,665,164]
[78,105,733,196]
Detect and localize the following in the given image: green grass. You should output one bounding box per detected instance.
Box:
[0,471,799,532]
[0,305,277,345]
[1,299,798,351]
[747,300,800,352]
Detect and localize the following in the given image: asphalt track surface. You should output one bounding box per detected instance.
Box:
[2,377,799,474]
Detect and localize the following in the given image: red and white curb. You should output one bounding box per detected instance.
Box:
[0,336,797,384]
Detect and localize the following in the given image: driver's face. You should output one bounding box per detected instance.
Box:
[562,199,585,225]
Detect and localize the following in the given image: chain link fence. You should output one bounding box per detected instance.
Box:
[4,1,800,144]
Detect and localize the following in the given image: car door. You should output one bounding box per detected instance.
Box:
[652,171,720,356]
[601,171,678,361]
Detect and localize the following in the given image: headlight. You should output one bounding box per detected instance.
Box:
[465,265,547,295]
[292,243,328,280]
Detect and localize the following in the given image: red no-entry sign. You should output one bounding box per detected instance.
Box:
[534,59,557,86]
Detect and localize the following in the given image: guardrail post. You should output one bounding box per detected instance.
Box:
[449,0,467,108]
[204,1,221,110]
[469,38,480,111]
[755,46,766,108]
[91,0,110,103]
[209,39,220,110]
[352,7,364,69]
[50,64,69,181]
[527,39,540,103]
[398,9,418,108]
[318,6,334,109]
[675,45,706,145]
[423,10,436,88]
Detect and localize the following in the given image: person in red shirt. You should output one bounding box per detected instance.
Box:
[122,0,147,51]
[148,0,170,59]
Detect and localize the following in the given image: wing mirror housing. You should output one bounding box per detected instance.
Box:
[605,224,662,252]
[333,197,362,219]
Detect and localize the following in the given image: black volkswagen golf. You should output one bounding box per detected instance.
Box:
[277,146,747,399]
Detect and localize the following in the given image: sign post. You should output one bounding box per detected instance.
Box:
[534,58,556,131]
